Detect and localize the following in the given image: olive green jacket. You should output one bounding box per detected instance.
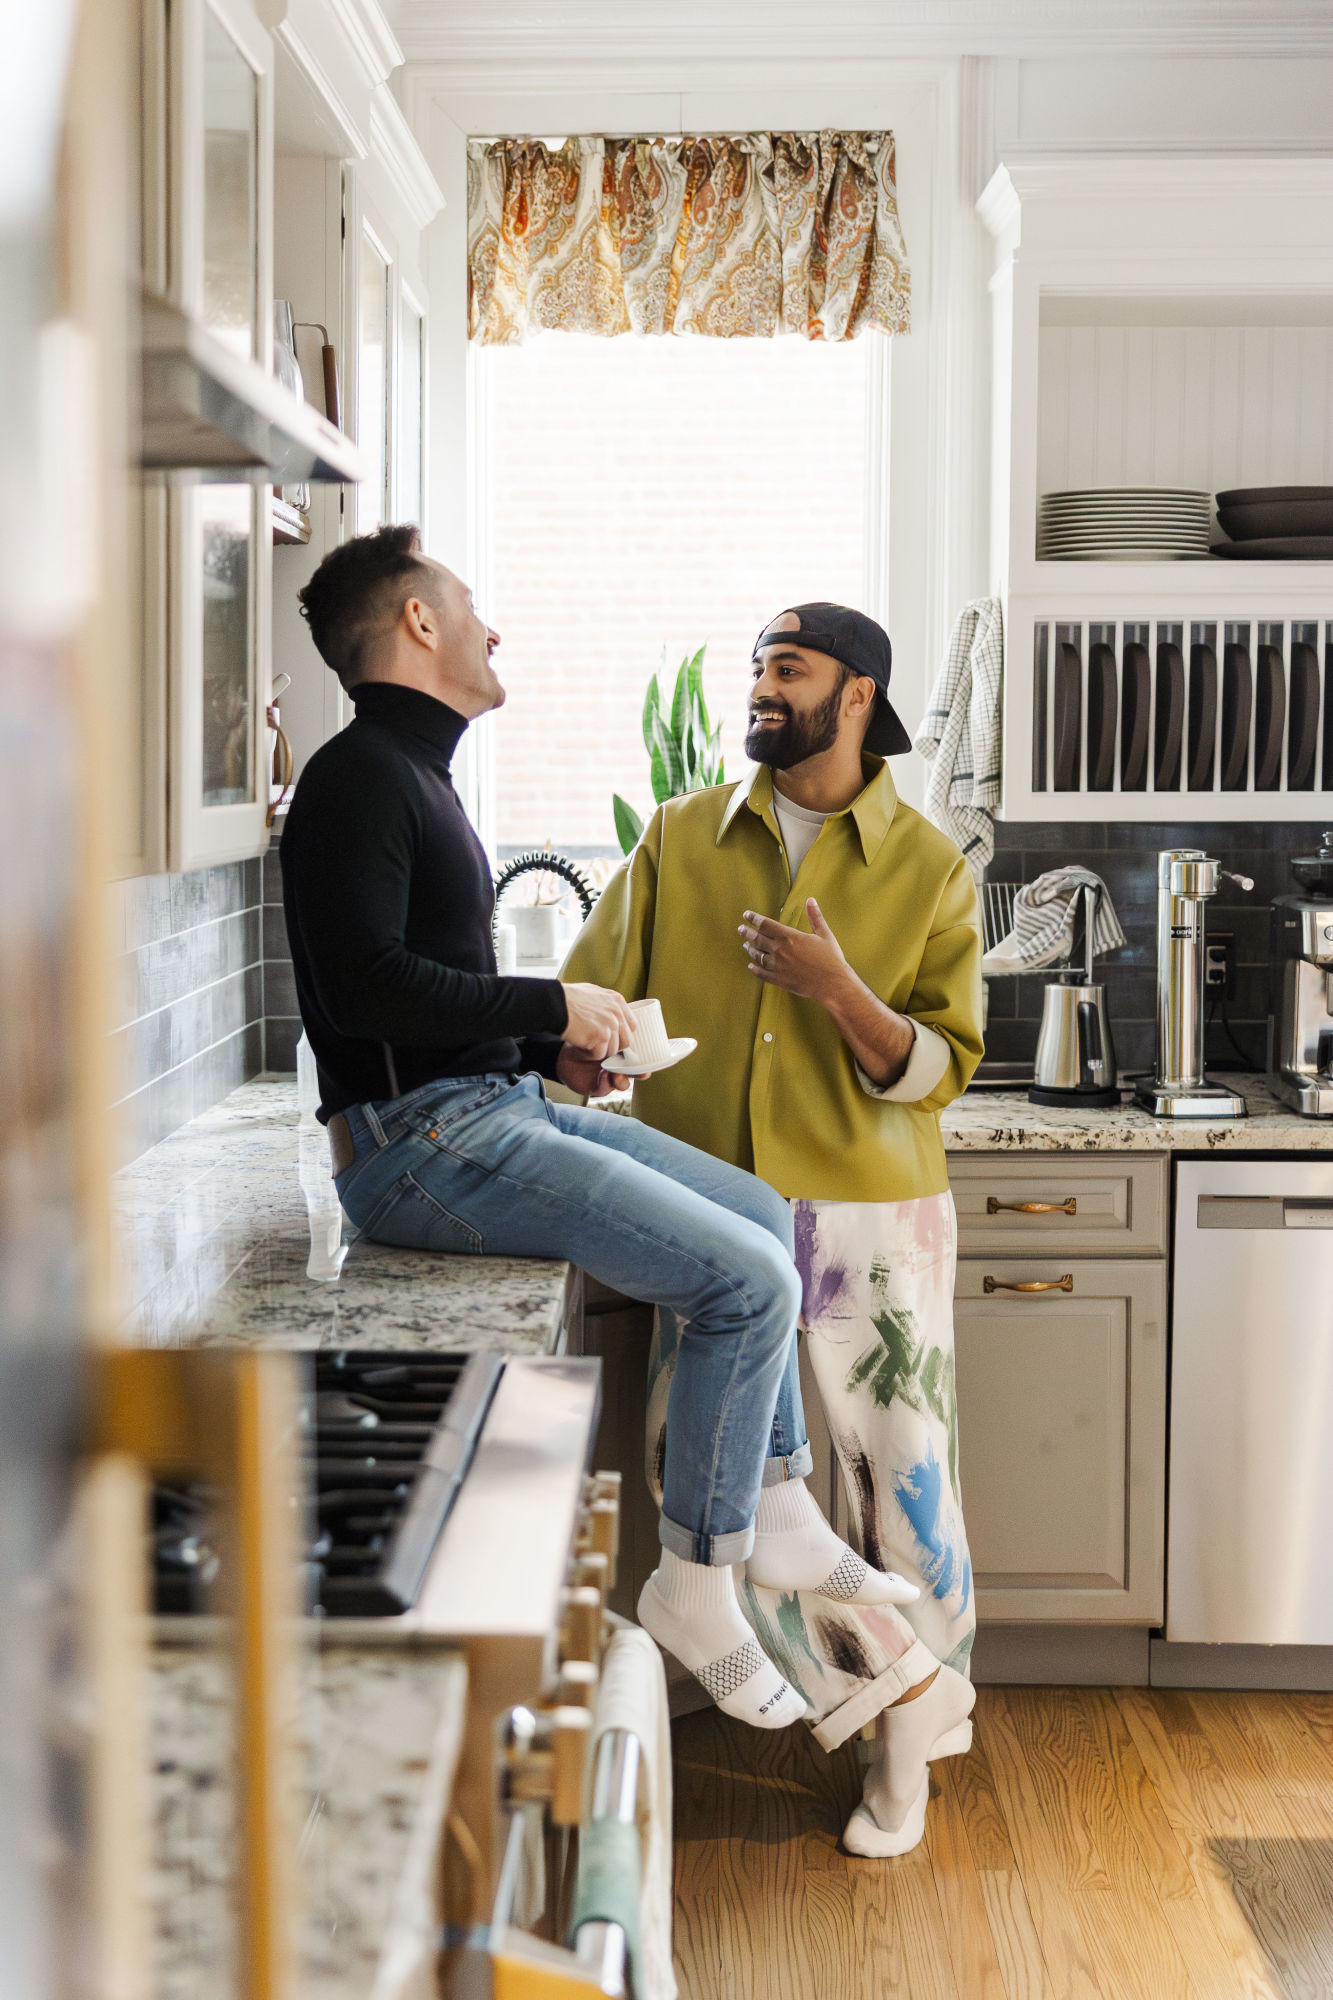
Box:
[561,759,984,1202]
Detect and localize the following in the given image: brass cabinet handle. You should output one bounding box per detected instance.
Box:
[983,1274,1075,1294]
[986,1196,1077,1216]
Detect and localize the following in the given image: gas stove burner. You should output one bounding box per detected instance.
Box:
[151,1349,504,1618]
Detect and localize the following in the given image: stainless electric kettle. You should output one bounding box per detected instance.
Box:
[1029,885,1119,1107]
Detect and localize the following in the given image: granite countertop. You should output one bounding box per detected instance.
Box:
[941,1074,1333,1153]
[151,1642,466,2000]
[113,1077,570,1352]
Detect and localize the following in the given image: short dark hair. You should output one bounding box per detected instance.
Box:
[297,523,432,686]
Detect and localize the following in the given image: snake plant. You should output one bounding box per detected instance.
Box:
[612,646,726,856]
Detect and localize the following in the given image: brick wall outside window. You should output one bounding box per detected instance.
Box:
[486,332,871,852]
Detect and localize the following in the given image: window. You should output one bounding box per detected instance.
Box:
[480,333,874,854]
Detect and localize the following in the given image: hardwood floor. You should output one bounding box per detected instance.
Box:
[671,1686,1333,2000]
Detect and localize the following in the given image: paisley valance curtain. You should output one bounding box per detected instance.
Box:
[466,132,910,345]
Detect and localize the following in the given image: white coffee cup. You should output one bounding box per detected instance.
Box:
[623,998,671,1067]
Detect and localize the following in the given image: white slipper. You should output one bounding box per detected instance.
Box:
[841,1773,930,1858]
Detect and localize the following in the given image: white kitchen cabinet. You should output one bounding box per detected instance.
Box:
[980,155,1333,823]
[951,1152,1167,1258]
[142,0,276,869]
[344,169,431,538]
[955,1256,1166,1623]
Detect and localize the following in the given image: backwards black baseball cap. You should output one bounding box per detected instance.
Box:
[752,602,912,757]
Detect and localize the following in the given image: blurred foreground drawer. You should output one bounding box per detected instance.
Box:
[950,1152,1167,1257]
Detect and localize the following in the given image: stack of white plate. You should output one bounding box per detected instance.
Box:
[1037,488,1211,561]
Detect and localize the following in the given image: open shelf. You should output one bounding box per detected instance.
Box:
[981,156,1333,821]
[1017,559,1333,600]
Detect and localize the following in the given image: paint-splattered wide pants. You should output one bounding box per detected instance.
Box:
[647,1191,974,1749]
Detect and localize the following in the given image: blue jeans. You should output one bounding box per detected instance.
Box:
[333,1074,812,1564]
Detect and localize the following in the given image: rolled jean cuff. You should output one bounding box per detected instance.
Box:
[761,1441,814,1486]
[657,1512,754,1567]
[808,1639,940,1751]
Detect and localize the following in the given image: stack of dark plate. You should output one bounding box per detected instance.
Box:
[1037,488,1211,561]
[1213,487,1333,560]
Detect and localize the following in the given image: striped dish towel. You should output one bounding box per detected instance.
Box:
[913,597,1003,881]
[982,867,1127,975]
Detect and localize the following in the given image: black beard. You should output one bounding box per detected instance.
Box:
[744,684,844,770]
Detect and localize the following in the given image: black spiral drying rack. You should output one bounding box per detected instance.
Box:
[492,849,598,948]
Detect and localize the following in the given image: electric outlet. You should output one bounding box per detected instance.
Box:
[1205,932,1235,996]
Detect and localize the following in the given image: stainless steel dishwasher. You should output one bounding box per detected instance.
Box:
[1169,1157,1333,1644]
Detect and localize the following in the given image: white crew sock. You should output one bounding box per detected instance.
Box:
[637,1550,807,1731]
[746,1475,921,1607]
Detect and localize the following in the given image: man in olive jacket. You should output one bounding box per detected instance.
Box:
[564,604,985,1852]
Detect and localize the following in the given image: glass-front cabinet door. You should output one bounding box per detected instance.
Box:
[345,172,429,546]
[153,0,273,868]
[397,289,426,527]
[356,226,391,534]
[199,4,259,358]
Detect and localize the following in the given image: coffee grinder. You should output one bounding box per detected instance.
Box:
[1135,849,1254,1118]
[1270,830,1333,1118]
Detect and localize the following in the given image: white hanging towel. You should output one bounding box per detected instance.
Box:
[584,1620,678,2000]
[982,866,1127,976]
[913,597,1004,881]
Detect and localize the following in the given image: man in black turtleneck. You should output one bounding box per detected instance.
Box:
[279,526,887,1733]
[281,543,626,1113]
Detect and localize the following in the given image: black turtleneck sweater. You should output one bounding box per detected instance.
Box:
[281,682,568,1120]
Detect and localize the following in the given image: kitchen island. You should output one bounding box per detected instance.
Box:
[152,1644,467,2000]
[115,1079,579,2000]
[114,1077,576,1352]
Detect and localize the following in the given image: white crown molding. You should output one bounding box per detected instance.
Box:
[392,0,1333,64]
[369,84,446,227]
[407,52,958,116]
[275,17,369,159]
[326,0,402,87]
[997,152,1333,201]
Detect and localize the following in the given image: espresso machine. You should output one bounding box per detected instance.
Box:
[1270,830,1333,1117]
[1136,849,1253,1118]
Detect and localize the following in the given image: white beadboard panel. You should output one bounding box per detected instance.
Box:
[1037,324,1333,498]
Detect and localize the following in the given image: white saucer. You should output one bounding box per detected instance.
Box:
[602,1036,698,1077]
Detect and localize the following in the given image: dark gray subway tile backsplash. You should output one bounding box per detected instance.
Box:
[985,817,1316,1077]
[109,857,265,1164]
[111,810,1317,1161]
[262,837,302,1076]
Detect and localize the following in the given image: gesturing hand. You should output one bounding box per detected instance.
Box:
[739,899,852,1004]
